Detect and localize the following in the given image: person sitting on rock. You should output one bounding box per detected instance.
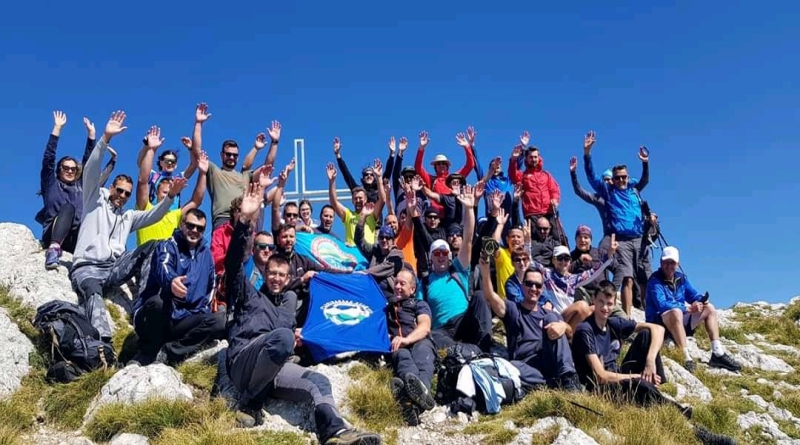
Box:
[477,259,582,393]
[225,184,381,445]
[135,126,210,246]
[130,209,226,366]
[386,268,437,426]
[70,111,185,344]
[645,246,742,373]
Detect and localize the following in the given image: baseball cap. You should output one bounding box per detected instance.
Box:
[378,225,396,239]
[553,245,571,258]
[661,246,680,263]
[446,223,463,236]
[602,169,613,179]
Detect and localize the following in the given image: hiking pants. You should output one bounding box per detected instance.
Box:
[511,312,577,390]
[596,329,670,407]
[42,202,79,253]
[70,241,157,340]
[392,337,437,389]
[227,328,345,443]
[431,290,493,352]
[133,296,226,363]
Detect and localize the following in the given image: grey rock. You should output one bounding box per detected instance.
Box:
[738,411,795,442]
[662,357,713,402]
[551,426,600,445]
[109,433,150,445]
[0,308,34,399]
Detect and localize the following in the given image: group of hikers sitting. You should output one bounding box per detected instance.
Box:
[35,104,742,445]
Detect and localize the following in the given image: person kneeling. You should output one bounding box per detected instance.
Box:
[130,209,226,366]
[387,268,437,426]
[225,184,380,445]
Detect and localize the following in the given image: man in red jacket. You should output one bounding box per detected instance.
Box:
[414,130,475,214]
[508,140,563,244]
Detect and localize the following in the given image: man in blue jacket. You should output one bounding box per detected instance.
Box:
[582,131,649,318]
[645,246,742,373]
[130,209,226,366]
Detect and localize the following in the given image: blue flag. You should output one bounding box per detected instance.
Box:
[294,232,368,272]
[301,272,390,362]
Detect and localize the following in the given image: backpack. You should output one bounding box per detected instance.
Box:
[34,300,116,383]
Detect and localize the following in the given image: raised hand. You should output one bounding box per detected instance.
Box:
[53,110,67,128]
[333,137,342,156]
[180,136,192,150]
[524,220,532,243]
[195,103,211,123]
[457,184,476,208]
[83,117,96,139]
[467,126,476,144]
[373,158,383,177]
[361,202,375,217]
[277,170,288,188]
[511,144,523,159]
[168,177,188,197]
[584,130,596,152]
[103,111,127,141]
[398,136,409,154]
[419,131,429,149]
[388,136,396,154]
[455,132,469,147]
[520,130,530,147]
[254,133,267,150]
[326,162,337,182]
[383,177,391,195]
[240,183,264,217]
[285,158,296,173]
[513,182,523,200]
[268,120,281,142]
[495,207,509,225]
[569,156,578,172]
[198,151,210,173]
[473,181,486,199]
[491,189,503,211]
[145,125,165,150]
[489,156,502,171]
[254,164,276,188]
[638,146,649,163]
[405,187,417,209]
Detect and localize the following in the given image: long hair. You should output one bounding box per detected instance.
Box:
[37,156,83,196]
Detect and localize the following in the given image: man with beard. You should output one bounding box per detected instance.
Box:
[327,161,385,247]
[313,204,341,239]
[130,209,226,366]
[333,137,380,203]
[413,130,475,215]
[508,137,563,244]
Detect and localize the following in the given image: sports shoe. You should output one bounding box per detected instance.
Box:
[708,353,742,372]
[694,425,737,445]
[45,246,61,270]
[390,377,405,400]
[684,359,696,373]
[235,401,264,428]
[558,373,583,393]
[404,373,435,411]
[324,428,382,445]
[400,398,421,426]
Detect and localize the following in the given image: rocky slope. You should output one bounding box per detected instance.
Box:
[0,222,798,445]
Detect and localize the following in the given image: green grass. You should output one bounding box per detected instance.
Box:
[530,425,560,445]
[0,371,47,437]
[42,369,115,429]
[106,302,138,364]
[463,420,517,444]
[177,357,219,393]
[729,300,800,349]
[0,288,39,342]
[155,421,307,445]
[345,365,403,437]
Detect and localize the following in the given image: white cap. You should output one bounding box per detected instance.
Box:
[661,246,680,262]
[430,154,452,166]
[429,239,452,259]
[552,245,571,258]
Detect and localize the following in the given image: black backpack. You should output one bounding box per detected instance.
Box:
[34,300,116,383]
[434,342,483,405]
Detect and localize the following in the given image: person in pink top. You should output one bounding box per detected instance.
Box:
[413,130,475,214]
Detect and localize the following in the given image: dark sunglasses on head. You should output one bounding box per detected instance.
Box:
[523,280,544,289]
[284,212,299,218]
[556,255,571,262]
[255,243,276,251]
[162,158,177,166]
[61,165,78,173]
[115,187,132,197]
[613,175,629,181]
[223,152,239,158]
[185,222,206,233]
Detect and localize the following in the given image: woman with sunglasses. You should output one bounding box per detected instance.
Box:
[37,111,113,270]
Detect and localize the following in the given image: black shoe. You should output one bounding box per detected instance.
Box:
[404,373,435,411]
[708,353,742,372]
[694,425,737,445]
[324,428,382,445]
[390,377,405,401]
[127,352,156,367]
[558,373,583,393]
[400,398,421,426]
[684,359,696,373]
[235,401,264,428]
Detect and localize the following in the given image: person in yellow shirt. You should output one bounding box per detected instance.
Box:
[326,160,385,246]
[136,126,209,245]
[490,208,531,299]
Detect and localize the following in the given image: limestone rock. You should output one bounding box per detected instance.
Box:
[738,411,797,443]
[84,363,193,423]
[551,426,600,445]
[663,358,713,402]
[109,433,150,445]
[0,308,34,399]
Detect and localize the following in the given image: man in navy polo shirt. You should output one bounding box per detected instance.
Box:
[477,258,580,393]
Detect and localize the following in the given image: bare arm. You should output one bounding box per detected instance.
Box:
[403,314,431,345]
[136,144,153,210]
[479,260,507,318]
[181,151,209,213]
[326,163,348,220]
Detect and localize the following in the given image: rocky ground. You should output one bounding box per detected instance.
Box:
[1,222,799,444]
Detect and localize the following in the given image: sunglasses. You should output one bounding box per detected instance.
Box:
[223,152,239,158]
[523,280,544,289]
[512,257,530,263]
[363,173,374,177]
[162,158,177,166]
[537,226,550,231]
[432,250,449,258]
[284,212,299,218]
[115,187,132,198]
[613,175,628,181]
[555,255,571,262]
[255,243,276,251]
[185,222,206,233]
[61,165,78,173]
[425,214,439,220]
[378,236,393,241]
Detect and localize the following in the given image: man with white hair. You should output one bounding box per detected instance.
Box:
[645,246,742,373]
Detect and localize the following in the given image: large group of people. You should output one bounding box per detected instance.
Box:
[35,104,743,444]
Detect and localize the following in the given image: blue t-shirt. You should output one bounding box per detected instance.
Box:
[502,300,550,363]
[424,259,469,329]
[572,316,637,389]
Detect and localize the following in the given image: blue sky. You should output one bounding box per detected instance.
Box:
[1,1,797,307]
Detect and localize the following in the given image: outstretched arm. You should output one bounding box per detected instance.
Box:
[130,180,182,231]
[414,131,432,187]
[454,132,476,177]
[455,183,480,267]
[326,162,348,220]
[137,126,164,210]
[635,146,650,192]
[84,111,127,208]
[181,151,209,213]
[333,137,359,191]
[81,116,96,168]
[42,111,66,192]
[190,103,211,171]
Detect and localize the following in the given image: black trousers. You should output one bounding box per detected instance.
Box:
[42,203,79,252]
[597,329,670,407]
[430,291,493,352]
[392,337,437,389]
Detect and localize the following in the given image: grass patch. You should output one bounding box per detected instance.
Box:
[659,382,678,397]
[177,357,218,393]
[345,366,403,435]
[463,420,517,444]
[729,300,800,349]
[531,425,560,445]
[774,392,800,418]
[691,396,758,443]
[42,369,114,429]
[106,302,138,364]
[0,371,47,436]
[718,325,747,343]
[0,288,39,342]
[155,418,307,445]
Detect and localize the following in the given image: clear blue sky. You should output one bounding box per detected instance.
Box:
[1,1,797,307]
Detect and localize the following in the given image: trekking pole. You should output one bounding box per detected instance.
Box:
[655,225,686,275]
[567,400,604,416]
[552,206,570,249]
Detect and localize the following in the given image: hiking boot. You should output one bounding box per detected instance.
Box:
[558,373,583,393]
[235,401,264,428]
[390,377,405,400]
[45,246,61,270]
[324,428,382,445]
[404,373,435,411]
[694,425,737,445]
[127,352,156,367]
[684,359,696,373]
[400,400,421,426]
[708,353,742,372]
